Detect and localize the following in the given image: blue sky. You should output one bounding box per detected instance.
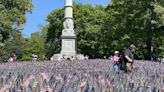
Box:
[23,0,110,38]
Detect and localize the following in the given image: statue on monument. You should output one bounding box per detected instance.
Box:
[63,19,74,29]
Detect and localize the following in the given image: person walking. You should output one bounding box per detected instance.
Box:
[112,51,121,73]
[123,44,136,72]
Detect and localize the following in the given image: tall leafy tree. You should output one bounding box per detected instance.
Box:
[1,30,25,61]
[0,0,33,62]
[104,0,164,60]
[22,32,46,61]
[0,0,33,40]
[45,4,107,59]
[44,1,163,60]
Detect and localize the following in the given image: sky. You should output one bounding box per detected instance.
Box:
[23,0,110,38]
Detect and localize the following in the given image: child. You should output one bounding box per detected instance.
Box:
[112,51,120,73]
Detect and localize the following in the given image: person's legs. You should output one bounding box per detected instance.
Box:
[113,64,119,73]
[118,63,121,70]
[131,62,133,69]
[126,63,132,72]
[113,64,116,72]
[122,61,127,72]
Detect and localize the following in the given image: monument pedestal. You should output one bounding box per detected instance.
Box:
[60,33,76,59]
[51,54,85,61]
[51,29,84,61]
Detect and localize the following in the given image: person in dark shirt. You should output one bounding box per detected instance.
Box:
[123,44,136,72]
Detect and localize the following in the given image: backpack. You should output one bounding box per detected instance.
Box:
[118,55,127,71]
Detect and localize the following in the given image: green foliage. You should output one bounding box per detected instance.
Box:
[0,0,33,62]
[22,32,46,61]
[0,30,25,62]
[0,0,33,40]
[45,4,107,59]
[45,8,64,59]
[104,0,164,60]
[1,0,162,61]
[45,1,163,60]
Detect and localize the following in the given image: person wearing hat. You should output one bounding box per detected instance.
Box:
[112,50,121,73]
[123,44,136,72]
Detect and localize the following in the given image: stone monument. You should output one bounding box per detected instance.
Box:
[51,0,84,61]
[60,0,76,58]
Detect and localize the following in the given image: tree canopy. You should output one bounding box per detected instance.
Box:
[0,0,33,62]
[45,4,107,59]
[0,0,163,62]
[104,0,164,59]
[44,1,164,60]
[0,0,33,40]
[22,32,46,61]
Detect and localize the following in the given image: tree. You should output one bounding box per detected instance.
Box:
[22,32,46,61]
[45,3,107,59]
[0,0,33,62]
[104,0,164,60]
[0,30,25,62]
[0,0,33,40]
[45,1,163,60]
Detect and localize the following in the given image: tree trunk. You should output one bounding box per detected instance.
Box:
[146,32,152,60]
[146,19,152,60]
